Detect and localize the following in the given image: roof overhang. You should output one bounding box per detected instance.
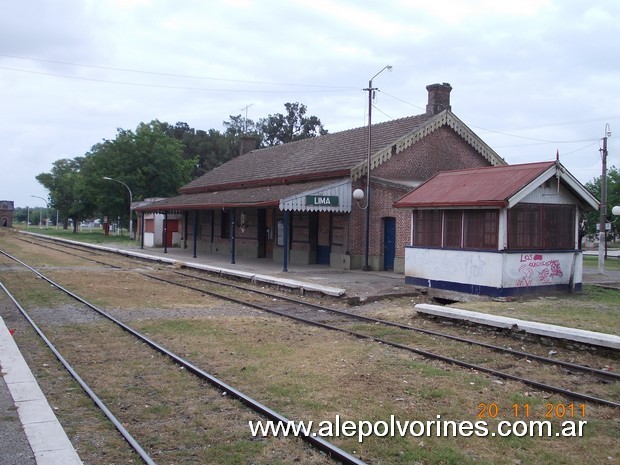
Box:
[136,178,354,213]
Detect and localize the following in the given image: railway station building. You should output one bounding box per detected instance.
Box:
[394,161,599,296]
[136,83,507,272]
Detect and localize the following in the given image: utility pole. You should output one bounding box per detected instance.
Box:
[598,123,611,274]
[361,65,392,271]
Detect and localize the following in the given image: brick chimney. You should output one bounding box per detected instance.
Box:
[426,83,452,116]
[239,135,259,156]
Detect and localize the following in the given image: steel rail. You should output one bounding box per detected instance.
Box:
[144,272,620,409]
[15,236,122,269]
[22,232,619,381]
[173,270,620,381]
[0,282,156,465]
[0,249,367,465]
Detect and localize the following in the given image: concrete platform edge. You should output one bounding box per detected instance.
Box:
[415,304,620,350]
[0,316,83,465]
[20,232,347,297]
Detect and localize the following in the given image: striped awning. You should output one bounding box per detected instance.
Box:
[279,178,353,213]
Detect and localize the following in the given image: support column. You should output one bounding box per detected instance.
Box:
[193,210,198,258]
[163,211,168,254]
[140,212,144,249]
[231,209,236,264]
[283,211,289,272]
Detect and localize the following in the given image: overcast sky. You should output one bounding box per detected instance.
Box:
[2,0,619,209]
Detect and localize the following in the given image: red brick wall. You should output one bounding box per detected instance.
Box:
[373,126,491,182]
[348,126,495,269]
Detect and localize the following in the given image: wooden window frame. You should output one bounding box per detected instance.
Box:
[508,203,575,250]
[413,209,498,250]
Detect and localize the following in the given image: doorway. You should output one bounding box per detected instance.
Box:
[383,217,396,271]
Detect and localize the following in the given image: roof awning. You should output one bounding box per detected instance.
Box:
[279,178,353,212]
[136,178,354,213]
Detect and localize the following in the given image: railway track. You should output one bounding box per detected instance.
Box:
[147,269,619,409]
[0,249,364,465]
[9,234,620,410]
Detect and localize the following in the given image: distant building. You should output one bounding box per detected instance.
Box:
[0,200,14,228]
[394,161,599,297]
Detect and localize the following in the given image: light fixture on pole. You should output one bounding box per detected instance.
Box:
[31,195,48,228]
[357,65,392,271]
[598,123,611,274]
[103,176,133,239]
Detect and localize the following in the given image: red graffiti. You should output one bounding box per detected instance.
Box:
[517,254,563,287]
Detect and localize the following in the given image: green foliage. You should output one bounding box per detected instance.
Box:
[34,102,326,230]
[81,121,194,227]
[35,157,90,230]
[257,102,327,146]
[158,121,235,178]
[36,121,195,231]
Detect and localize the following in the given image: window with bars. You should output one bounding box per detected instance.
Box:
[508,203,575,250]
[464,210,499,249]
[443,210,463,248]
[414,209,498,250]
[413,210,442,247]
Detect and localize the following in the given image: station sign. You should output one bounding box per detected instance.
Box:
[305,195,339,207]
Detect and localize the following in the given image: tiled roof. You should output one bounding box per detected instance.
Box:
[394,161,558,208]
[180,114,432,193]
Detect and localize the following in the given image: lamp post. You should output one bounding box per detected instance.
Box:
[598,123,611,274]
[357,65,392,271]
[31,195,48,228]
[103,177,133,239]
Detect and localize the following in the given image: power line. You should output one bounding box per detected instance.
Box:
[380,89,620,144]
[0,53,358,90]
[0,65,357,94]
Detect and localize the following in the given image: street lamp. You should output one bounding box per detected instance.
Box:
[358,64,392,271]
[31,195,48,229]
[598,123,611,274]
[103,176,133,239]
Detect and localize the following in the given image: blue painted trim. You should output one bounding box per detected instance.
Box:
[405,276,582,297]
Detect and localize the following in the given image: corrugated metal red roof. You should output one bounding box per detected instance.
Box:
[394,161,557,208]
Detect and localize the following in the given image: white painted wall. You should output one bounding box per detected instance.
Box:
[404,248,583,291]
[501,251,582,288]
[404,248,503,287]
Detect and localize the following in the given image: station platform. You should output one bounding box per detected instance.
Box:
[0,316,82,465]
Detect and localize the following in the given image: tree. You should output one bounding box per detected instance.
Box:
[159,121,239,177]
[257,102,327,147]
[80,121,195,231]
[36,157,90,231]
[223,114,260,159]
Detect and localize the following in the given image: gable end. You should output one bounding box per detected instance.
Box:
[351,111,506,181]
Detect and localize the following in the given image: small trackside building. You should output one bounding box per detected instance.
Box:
[0,201,14,228]
[394,161,599,297]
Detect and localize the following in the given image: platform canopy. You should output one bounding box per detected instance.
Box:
[137,178,353,213]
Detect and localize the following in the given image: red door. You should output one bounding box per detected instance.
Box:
[166,220,179,247]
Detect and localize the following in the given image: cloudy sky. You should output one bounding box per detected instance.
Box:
[2,0,619,208]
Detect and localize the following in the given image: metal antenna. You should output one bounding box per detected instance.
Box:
[239,103,254,133]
